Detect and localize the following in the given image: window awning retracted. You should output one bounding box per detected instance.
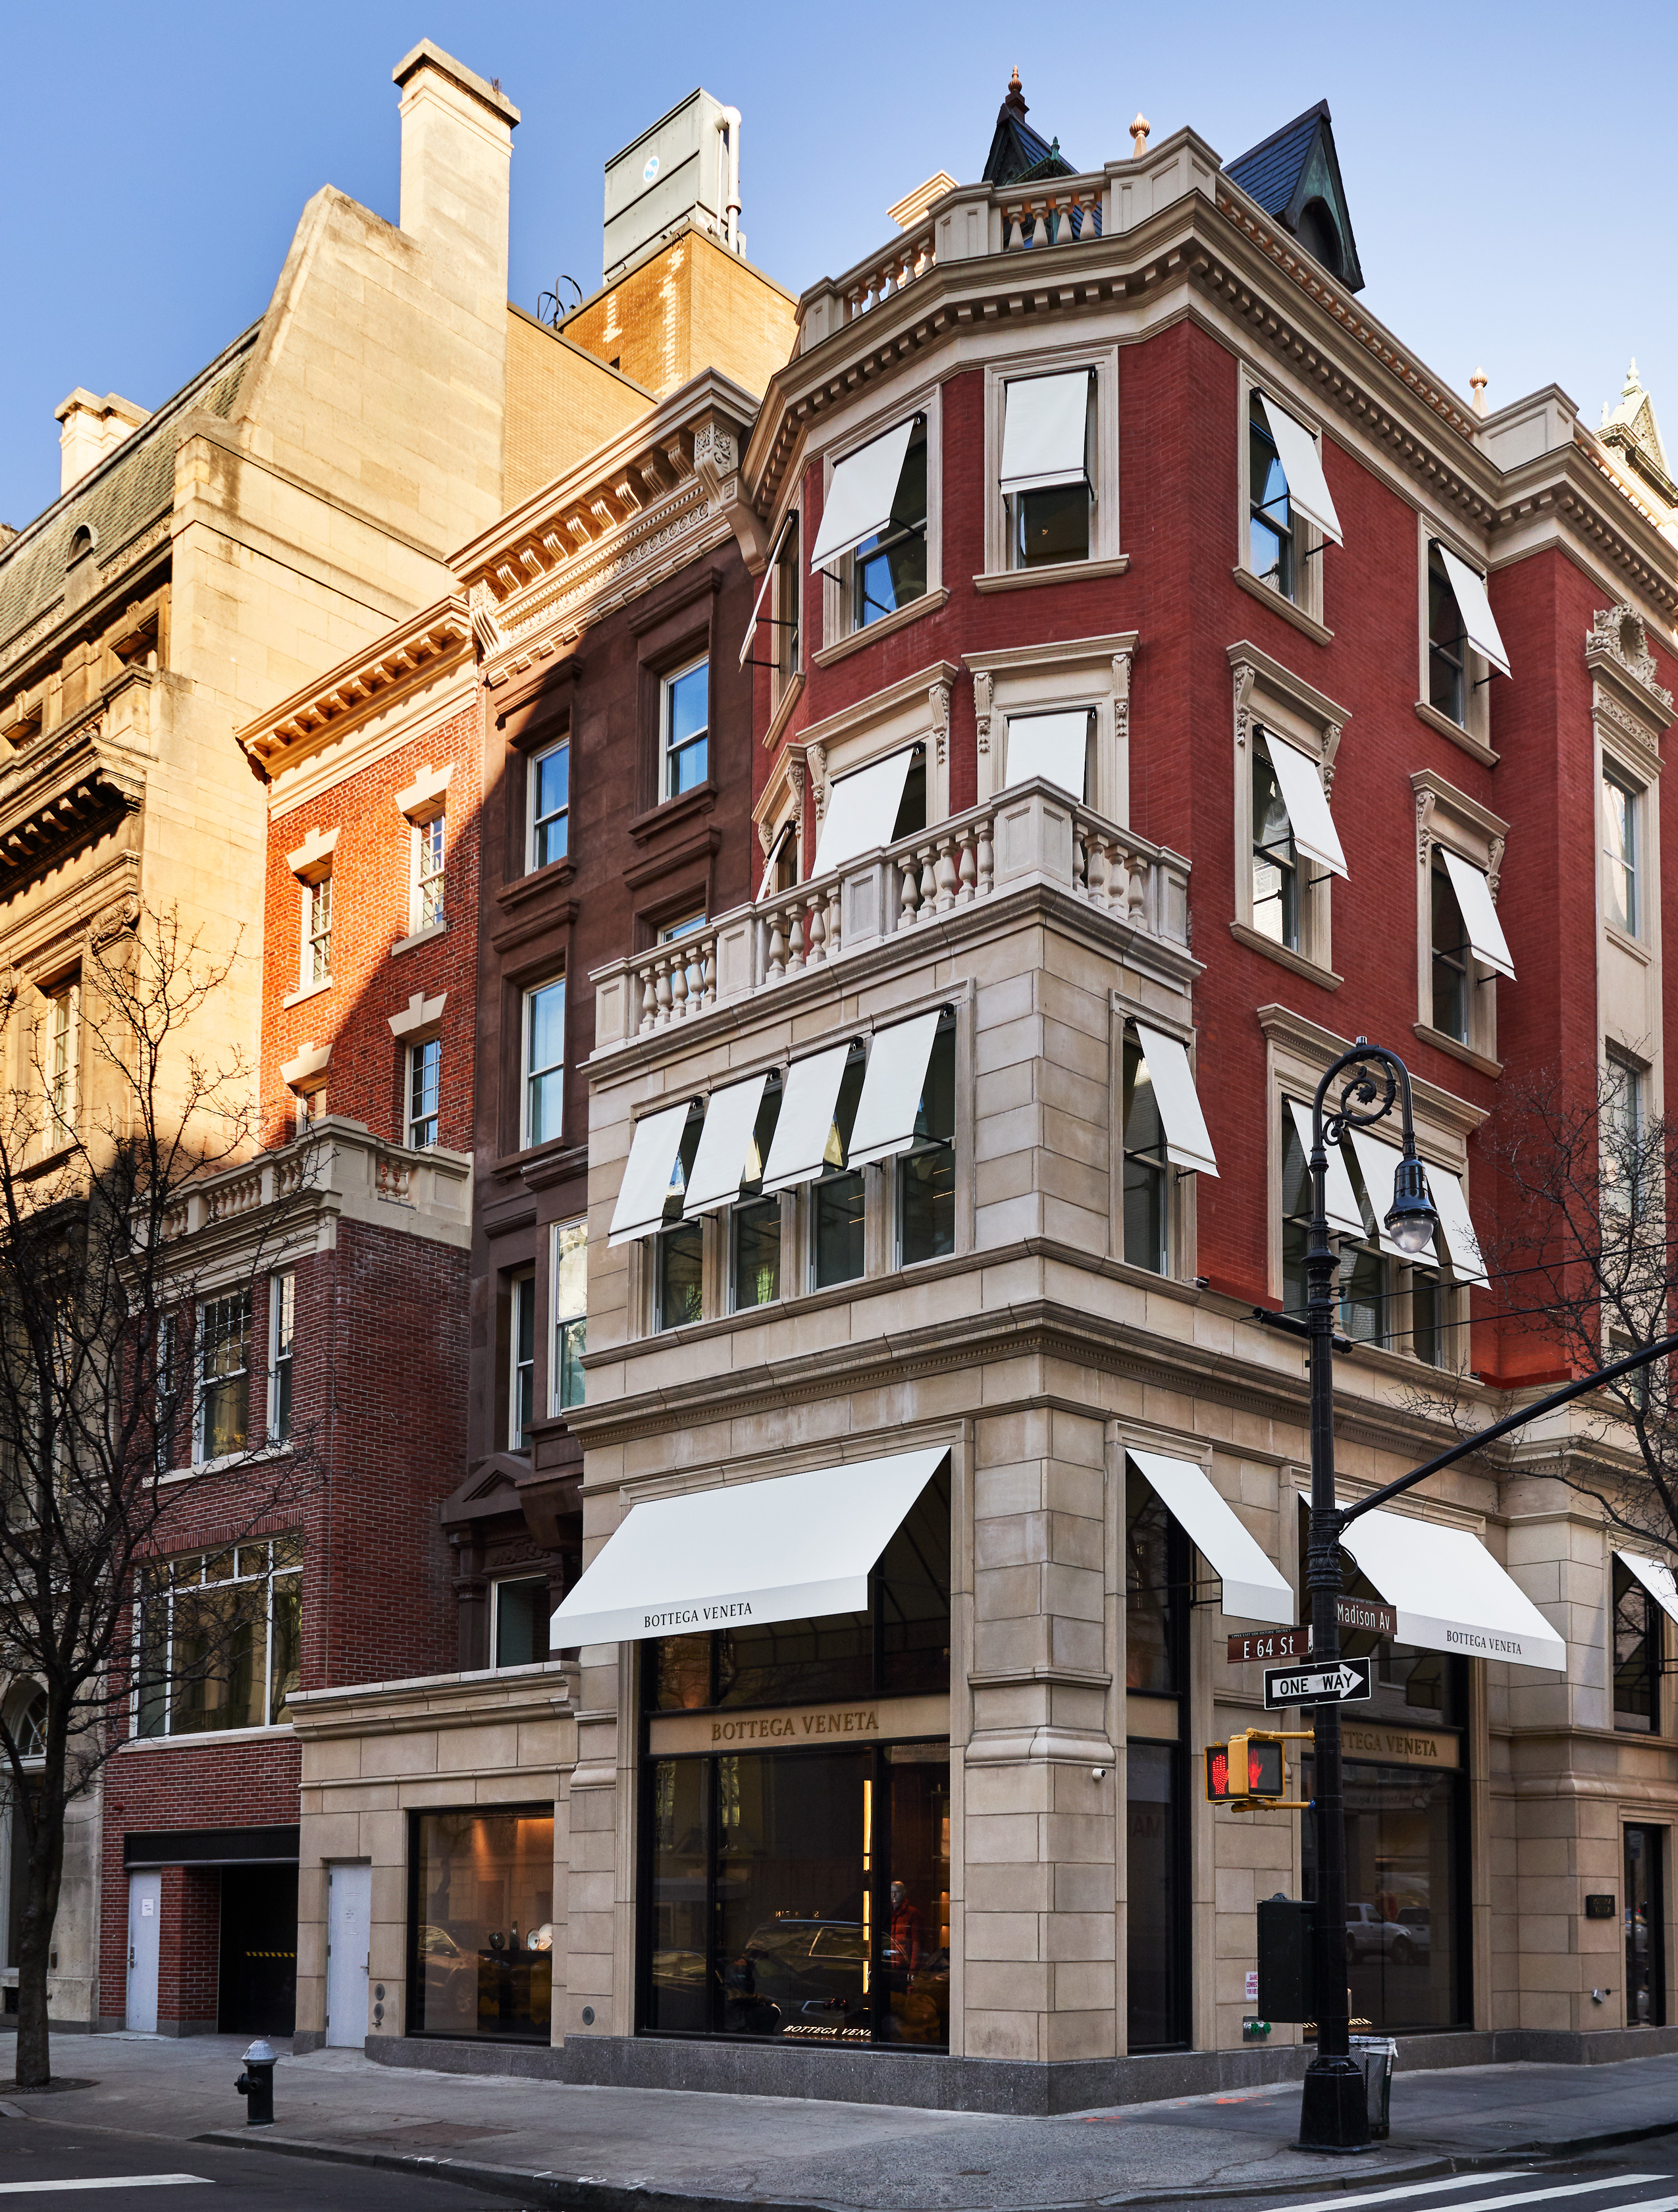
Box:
[760,1043,852,1195]
[1003,709,1090,802]
[1132,1024,1219,1177]
[1261,727,1347,878]
[549,1446,951,1648]
[1286,1097,1365,1239]
[738,509,798,669]
[808,419,918,573]
[607,1100,694,1247]
[1128,1450,1296,1624]
[1338,1503,1565,1670]
[1425,1161,1488,1286]
[846,1011,942,1171]
[1440,847,1515,979]
[810,744,918,877]
[755,819,795,901]
[1616,1550,1678,1629]
[1253,394,1343,546]
[1340,1124,1413,1261]
[999,370,1093,495]
[681,1072,770,1217]
[1432,540,1511,677]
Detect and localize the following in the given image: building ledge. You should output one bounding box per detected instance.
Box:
[1413,696,1498,768]
[1230,566,1332,646]
[812,587,951,670]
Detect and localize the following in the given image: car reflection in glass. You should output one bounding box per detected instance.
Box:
[417,1922,477,2026]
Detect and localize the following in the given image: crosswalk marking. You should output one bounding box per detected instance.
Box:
[1282,2178,1664,2212]
[0,2180,213,2197]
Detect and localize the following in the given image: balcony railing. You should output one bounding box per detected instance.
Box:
[157,1119,470,1244]
[592,781,1190,1051]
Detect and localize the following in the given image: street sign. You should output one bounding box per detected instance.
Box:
[1336,1596,1397,1638]
[1228,1627,1309,1664]
[1263,1656,1373,1710]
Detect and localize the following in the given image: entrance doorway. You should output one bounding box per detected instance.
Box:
[1625,1825,1665,2026]
[218,1866,298,2036]
[125,1872,160,2033]
[325,1863,371,2047]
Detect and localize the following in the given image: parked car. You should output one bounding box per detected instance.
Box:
[1345,1903,1417,1963]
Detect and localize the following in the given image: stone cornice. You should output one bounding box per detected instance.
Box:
[238,598,472,779]
[288,1662,575,1740]
[1255,1001,1488,1142]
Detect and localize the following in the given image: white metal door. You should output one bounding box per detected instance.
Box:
[325,1862,371,2047]
[125,1871,160,2034]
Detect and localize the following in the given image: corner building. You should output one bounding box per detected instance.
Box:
[547,87,1678,2111]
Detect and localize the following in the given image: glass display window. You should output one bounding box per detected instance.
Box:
[407,1806,554,2042]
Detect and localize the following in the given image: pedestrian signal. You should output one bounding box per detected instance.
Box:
[1205,1730,1288,1807]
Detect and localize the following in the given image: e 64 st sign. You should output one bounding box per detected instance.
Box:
[1263,1656,1373,1710]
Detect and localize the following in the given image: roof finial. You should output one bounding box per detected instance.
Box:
[1130,113,1151,157]
[1625,357,1643,396]
[1470,365,1488,417]
[1005,65,1027,118]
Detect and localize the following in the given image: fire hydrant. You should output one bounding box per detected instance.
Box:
[234,2038,276,2128]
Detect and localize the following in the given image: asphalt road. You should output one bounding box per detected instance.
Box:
[0,2115,531,2208]
[1181,2155,1678,2212]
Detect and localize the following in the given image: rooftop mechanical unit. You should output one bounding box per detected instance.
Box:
[602,88,742,284]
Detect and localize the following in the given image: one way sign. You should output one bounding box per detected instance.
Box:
[1263,1656,1373,1710]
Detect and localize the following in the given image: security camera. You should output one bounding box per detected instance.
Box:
[1091,1766,1108,1781]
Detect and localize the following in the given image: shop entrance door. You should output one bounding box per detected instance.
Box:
[1625,1826,1665,2026]
[325,1862,371,2047]
[218,1866,298,2036]
[125,1871,160,2033]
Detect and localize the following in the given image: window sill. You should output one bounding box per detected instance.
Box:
[160,1441,294,1486]
[1413,1021,1502,1079]
[762,671,806,752]
[813,586,950,670]
[120,1721,296,1752]
[282,978,332,1010]
[1231,566,1332,645]
[972,555,1130,594]
[1229,919,1342,991]
[1413,697,1498,768]
[22,1141,77,1181]
[629,781,716,845]
[392,918,448,959]
[498,855,576,910]
[1605,922,1652,966]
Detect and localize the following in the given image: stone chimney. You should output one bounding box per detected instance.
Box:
[391,40,519,317]
[54,389,149,494]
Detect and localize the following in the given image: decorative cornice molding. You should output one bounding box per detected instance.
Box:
[241,600,471,772]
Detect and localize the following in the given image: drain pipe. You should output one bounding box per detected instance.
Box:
[719,107,741,250]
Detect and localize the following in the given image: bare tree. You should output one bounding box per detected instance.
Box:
[0,908,314,2088]
[1409,1055,1677,1560]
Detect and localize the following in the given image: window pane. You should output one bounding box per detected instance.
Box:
[527,982,565,1074]
[533,743,571,869]
[1411,1269,1442,1368]
[1430,868,1468,1043]
[658,1221,704,1329]
[667,664,708,746]
[713,1749,867,2040]
[556,1317,586,1409]
[496,1577,550,1668]
[268,1573,301,1724]
[1251,744,1298,950]
[1125,1466,1177,1693]
[409,1809,554,2041]
[1429,559,1465,724]
[199,1294,251,1459]
[1615,1558,1657,1731]
[1249,400,1294,600]
[886,1753,952,2046]
[879,1463,952,1698]
[1014,483,1090,567]
[1303,1759,1466,2032]
[647,1759,711,2032]
[815,1171,864,1287]
[552,1220,586,1318]
[1122,1035,1168,1275]
[733,1196,781,1309]
[1127,1743,1184,2049]
[511,1278,535,1445]
[901,1026,955,1266]
[1604,774,1637,936]
[524,980,565,1146]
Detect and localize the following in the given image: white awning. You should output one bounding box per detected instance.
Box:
[1132,1024,1218,1177]
[1427,1161,1488,1286]
[608,1101,693,1248]
[1440,847,1515,979]
[682,1074,770,1217]
[1286,1098,1365,1240]
[1433,542,1510,677]
[809,420,917,572]
[1340,1505,1564,1670]
[812,746,917,877]
[999,370,1091,495]
[847,1011,941,1171]
[1341,1125,1411,1261]
[1254,394,1343,546]
[761,1043,852,1194]
[550,1446,949,1648]
[738,510,796,669]
[756,820,795,901]
[1128,1450,1295,1624]
[1004,710,1089,801]
[1617,1550,1678,1629]
[1262,728,1346,879]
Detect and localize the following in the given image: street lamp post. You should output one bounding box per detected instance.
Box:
[1299,1040,1438,2153]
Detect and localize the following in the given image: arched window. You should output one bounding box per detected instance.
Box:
[6,1687,46,1762]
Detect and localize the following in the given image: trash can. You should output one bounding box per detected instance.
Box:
[1348,2034,1396,2140]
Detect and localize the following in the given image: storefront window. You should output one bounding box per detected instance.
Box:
[1625,1825,1666,2026]
[407,1807,554,2042]
[1126,1741,1186,2049]
[644,1744,950,2048]
[1614,1558,1659,1733]
[1125,1465,1186,1693]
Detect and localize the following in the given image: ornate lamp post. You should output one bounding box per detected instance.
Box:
[1299,1040,1436,2152]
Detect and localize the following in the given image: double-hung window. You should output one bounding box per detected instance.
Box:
[492,1575,550,1668]
[655,1110,705,1330]
[41,977,78,1151]
[1604,1051,1646,1218]
[136,1536,302,1737]
[809,415,930,639]
[529,738,570,870]
[774,517,802,685]
[1428,550,1467,725]
[523,978,565,1147]
[407,1037,440,1149]
[303,875,332,987]
[1002,370,1093,569]
[1122,1032,1170,1274]
[731,1082,783,1311]
[662,660,709,797]
[1604,767,1640,937]
[1251,739,1301,951]
[812,1047,867,1290]
[509,1273,535,1448]
[899,1016,957,1266]
[1249,394,1296,601]
[196,1290,251,1462]
[1425,539,1510,737]
[550,1220,586,1411]
[413,812,445,931]
[268,1271,294,1445]
[853,425,928,629]
[1429,862,1472,1045]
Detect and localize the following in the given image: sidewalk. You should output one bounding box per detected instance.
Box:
[4,2034,1678,2211]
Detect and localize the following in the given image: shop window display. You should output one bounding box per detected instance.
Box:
[407,1807,554,2041]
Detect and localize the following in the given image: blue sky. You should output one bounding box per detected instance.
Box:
[2,0,1671,531]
